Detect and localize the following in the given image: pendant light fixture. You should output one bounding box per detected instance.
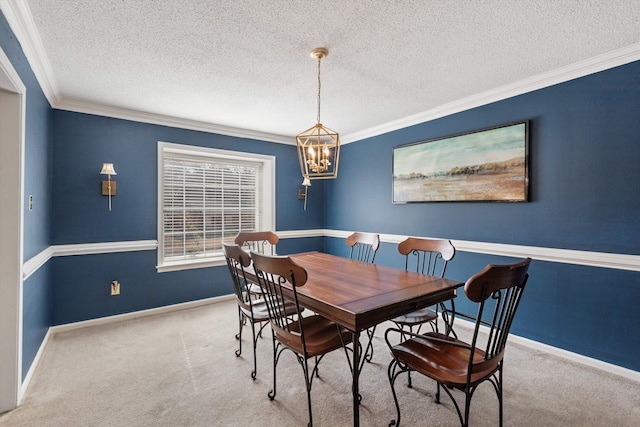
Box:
[296,48,340,182]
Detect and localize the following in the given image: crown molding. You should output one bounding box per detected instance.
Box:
[4,0,640,146]
[0,0,293,145]
[341,42,640,144]
[0,0,59,103]
[56,39,640,146]
[56,98,294,145]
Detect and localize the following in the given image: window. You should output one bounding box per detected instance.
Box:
[157,142,275,272]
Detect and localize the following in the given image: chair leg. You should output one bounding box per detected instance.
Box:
[438,381,465,426]
[387,359,403,426]
[392,323,414,389]
[498,365,504,427]
[464,388,472,427]
[235,308,243,357]
[250,319,258,380]
[442,300,458,339]
[302,357,314,427]
[268,334,277,401]
[364,326,376,362]
[314,356,319,377]
[406,325,413,388]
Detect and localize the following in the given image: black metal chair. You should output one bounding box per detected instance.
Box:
[223,243,296,380]
[346,231,380,263]
[392,237,457,333]
[385,258,532,427]
[346,231,380,363]
[251,251,353,427]
[234,231,280,297]
[235,231,279,255]
[389,237,456,387]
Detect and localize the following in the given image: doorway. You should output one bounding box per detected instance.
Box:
[0,46,25,413]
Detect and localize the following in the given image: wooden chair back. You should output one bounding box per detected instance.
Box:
[384,257,532,426]
[464,257,531,376]
[250,252,308,344]
[251,251,352,426]
[397,237,455,277]
[235,231,279,255]
[346,232,380,263]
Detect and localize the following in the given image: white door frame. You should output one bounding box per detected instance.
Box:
[0,44,25,413]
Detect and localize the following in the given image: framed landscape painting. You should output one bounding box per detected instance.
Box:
[393,121,529,203]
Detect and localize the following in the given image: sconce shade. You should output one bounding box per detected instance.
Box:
[100,163,117,176]
[301,177,311,187]
[296,123,340,180]
[100,163,117,211]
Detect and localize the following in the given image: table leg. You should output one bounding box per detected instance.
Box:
[352,330,360,426]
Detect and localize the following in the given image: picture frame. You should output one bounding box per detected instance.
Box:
[393,121,529,203]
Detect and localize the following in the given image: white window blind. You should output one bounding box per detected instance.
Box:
[158,142,275,272]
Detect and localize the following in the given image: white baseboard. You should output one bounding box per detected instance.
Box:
[49,294,234,334]
[19,327,51,403]
[453,317,640,383]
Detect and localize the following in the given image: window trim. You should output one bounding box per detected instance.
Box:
[157,141,275,272]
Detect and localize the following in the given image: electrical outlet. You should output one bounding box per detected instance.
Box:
[110,280,120,296]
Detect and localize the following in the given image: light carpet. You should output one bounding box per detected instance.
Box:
[1,299,638,426]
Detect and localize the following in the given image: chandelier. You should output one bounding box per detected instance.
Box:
[296,48,340,181]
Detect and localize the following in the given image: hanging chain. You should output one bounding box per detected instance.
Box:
[316,56,322,125]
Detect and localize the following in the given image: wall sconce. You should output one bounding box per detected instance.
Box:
[298,177,311,210]
[100,163,117,211]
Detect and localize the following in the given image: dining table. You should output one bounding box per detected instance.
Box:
[278,251,464,426]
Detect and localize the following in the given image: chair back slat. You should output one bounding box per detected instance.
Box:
[235,231,279,255]
[466,258,531,377]
[251,252,307,338]
[222,243,253,310]
[346,232,380,263]
[397,237,455,276]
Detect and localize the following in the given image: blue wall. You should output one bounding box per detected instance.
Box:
[1,11,53,380]
[3,5,639,383]
[51,111,325,244]
[326,63,640,253]
[3,6,325,378]
[49,110,325,325]
[323,61,640,371]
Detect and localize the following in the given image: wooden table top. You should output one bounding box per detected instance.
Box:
[287,252,463,332]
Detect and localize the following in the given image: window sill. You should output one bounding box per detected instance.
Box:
[157,256,226,273]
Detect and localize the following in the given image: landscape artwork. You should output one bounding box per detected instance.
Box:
[393,121,529,203]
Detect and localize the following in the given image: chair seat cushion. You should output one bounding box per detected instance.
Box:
[392,308,437,325]
[390,332,498,388]
[246,281,262,295]
[240,299,269,322]
[276,315,353,357]
[240,299,298,323]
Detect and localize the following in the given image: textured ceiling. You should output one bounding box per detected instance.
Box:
[19,0,640,142]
